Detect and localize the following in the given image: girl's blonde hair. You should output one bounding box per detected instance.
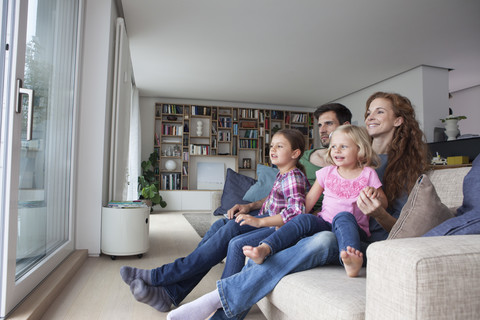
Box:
[325,124,380,168]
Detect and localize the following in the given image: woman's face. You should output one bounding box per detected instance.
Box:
[365,98,403,138]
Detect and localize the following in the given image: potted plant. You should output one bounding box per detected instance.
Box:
[138,150,167,211]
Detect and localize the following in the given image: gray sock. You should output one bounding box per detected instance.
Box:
[120,266,151,286]
[130,278,173,312]
[167,289,221,320]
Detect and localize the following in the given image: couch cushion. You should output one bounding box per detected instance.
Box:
[243,164,279,202]
[426,166,471,208]
[258,266,366,320]
[388,174,454,240]
[424,156,480,236]
[213,169,257,216]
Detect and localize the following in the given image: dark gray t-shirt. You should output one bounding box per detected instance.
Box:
[367,154,407,243]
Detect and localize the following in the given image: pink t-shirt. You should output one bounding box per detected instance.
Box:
[316,165,382,237]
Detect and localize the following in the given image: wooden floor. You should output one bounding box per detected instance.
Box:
[41,211,266,320]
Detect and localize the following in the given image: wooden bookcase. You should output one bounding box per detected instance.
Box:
[155,103,314,190]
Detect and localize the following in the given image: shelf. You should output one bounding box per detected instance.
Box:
[155,102,314,190]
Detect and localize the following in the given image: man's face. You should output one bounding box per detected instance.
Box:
[317,111,341,147]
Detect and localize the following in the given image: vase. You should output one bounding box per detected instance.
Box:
[196,120,203,136]
[444,119,459,141]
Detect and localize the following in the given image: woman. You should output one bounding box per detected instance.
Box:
[167,92,429,320]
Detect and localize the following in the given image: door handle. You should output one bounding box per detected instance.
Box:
[15,79,34,141]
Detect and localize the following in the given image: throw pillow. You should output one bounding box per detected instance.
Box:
[242,164,279,202]
[423,156,480,236]
[213,169,257,216]
[387,174,455,240]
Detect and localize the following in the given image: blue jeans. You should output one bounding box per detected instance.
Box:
[155,217,272,306]
[260,212,366,265]
[210,231,340,319]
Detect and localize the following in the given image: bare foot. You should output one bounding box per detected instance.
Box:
[340,246,363,277]
[243,244,271,264]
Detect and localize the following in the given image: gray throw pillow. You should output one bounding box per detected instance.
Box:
[388,174,455,240]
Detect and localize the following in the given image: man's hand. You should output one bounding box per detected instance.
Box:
[226,203,251,219]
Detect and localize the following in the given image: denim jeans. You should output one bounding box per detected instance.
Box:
[261,212,367,265]
[210,231,340,319]
[260,214,329,256]
[332,211,367,261]
[155,216,271,306]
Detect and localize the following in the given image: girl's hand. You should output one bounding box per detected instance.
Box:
[235,214,262,227]
[361,186,378,199]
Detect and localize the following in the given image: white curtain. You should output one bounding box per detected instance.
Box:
[127,86,141,200]
[109,18,133,201]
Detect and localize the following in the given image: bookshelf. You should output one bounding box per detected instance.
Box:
[155,103,314,190]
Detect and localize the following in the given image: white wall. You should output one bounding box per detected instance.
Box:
[450,85,480,136]
[75,0,117,255]
[333,65,450,142]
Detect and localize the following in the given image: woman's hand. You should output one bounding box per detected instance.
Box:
[357,189,396,232]
[235,214,262,227]
[357,189,383,219]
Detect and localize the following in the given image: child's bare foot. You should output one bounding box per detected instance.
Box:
[340,246,363,277]
[243,244,271,264]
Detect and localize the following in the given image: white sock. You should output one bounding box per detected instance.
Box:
[167,289,221,320]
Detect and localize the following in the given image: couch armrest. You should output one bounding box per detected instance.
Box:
[365,235,480,320]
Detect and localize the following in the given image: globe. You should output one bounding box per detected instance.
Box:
[165,160,177,171]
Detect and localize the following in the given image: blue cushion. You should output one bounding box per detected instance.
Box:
[213,169,257,216]
[423,156,480,236]
[242,164,279,202]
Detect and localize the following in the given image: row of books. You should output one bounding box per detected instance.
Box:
[161,124,183,136]
[239,109,259,119]
[241,129,258,138]
[290,113,308,123]
[161,173,181,190]
[218,131,232,141]
[160,104,183,114]
[191,106,211,116]
[189,144,211,155]
[239,139,258,149]
[218,116,232,128]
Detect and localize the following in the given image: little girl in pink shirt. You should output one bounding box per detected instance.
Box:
[243,124,388,277]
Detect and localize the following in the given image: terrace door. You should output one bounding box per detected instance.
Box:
[0,0,80,316]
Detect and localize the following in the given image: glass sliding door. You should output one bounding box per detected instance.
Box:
[0,0,80,316]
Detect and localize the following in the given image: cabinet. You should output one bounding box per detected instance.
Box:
[101,207,150,259]
[155,103,314,189]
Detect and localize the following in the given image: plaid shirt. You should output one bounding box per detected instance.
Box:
[259,167,309,223]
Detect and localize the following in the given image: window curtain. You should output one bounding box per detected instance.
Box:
[127,86,141,200]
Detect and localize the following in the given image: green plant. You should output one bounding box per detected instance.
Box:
[440,115,467,123]
[138,150,167,209]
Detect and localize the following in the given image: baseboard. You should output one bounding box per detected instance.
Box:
[7,249,88,320]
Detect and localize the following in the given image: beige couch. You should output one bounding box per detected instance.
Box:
[256,166,480,320]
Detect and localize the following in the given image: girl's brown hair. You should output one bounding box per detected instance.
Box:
[273,129,306,174]
[326,124,380,168]
[365,92,429,204]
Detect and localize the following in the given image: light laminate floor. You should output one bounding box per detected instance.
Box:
[41,211,266,320]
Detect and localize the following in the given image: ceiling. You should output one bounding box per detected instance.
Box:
[120,0,480,108]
